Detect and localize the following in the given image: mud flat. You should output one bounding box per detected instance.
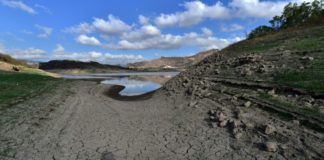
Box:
[0,79,323,160]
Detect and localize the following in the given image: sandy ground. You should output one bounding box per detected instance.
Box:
[0,81,323,160]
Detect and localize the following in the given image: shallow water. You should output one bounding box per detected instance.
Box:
[63,72,179,96]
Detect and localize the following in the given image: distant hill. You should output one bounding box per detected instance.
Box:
[0,53,29,67]
[39,60,129,74]
[0,53,57,77]
[127,49,218,70]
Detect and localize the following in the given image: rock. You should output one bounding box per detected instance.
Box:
[283,50,291,55]
[209,116,216,122]
[234,132,243,139]
[319,106,324,114]
[268,89,276,97]
[217,112,227,122]
[300,56,314,61]
[292,120,300,126]
[264,124,276,135]
[244,101,252,107]
[244,122,255,129]
[232,96,238,101]
[211,122,218,128]
[258,65,269,73]
[304,102,312,108]
[12,66,20,72]
[265,142,278,152]
[231,120,242,129]
[208,110,216,115]
[215,69,220,74]
[204,92,212,97]
[189,101,198,107]
[219,120,228,127]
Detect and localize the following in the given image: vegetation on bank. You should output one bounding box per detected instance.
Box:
[0,53,30,67]
[274,55,324,92]
[248,0,324,39]
[0,71,63,108]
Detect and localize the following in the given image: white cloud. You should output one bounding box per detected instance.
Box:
[220,24,244,32]
[121,25,160,41]
[0,0,36,14]
[105,28,242,51]
[229,0,287,19]
[104,53,144,65]
[21,30,33,35]
[76,34,101,46]
[154,0,311,28]
[64,22,93,34]
[154,1,230,27]
[52,44,144,65]
[53,44,65,54]
[201,27,213,37]
[93,14,132,35]
[34,4,52,15]
[10,47,47,60]
[139,15,150,25]
[35,24,53,38]
[0,43,6,53]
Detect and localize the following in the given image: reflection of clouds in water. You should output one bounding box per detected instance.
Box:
[102,78,161,96]
[62,72,178,96]
[102,78,151,88]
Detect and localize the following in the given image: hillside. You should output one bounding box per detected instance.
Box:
[39,60,129,74]
[128,49,217,70]
[161,25,324,158]
[0,53,58,77]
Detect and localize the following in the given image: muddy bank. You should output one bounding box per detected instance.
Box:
[0,80,323,160]
[104,85,156,101]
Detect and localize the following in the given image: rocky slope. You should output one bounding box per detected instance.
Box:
[162,25,324,159]
[128,49,217,70]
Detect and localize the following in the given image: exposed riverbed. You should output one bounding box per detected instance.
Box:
[62,72,179,96]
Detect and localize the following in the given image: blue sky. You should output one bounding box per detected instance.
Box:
[0,0,310,65]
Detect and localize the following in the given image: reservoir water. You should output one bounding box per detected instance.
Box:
[63,72,179,96]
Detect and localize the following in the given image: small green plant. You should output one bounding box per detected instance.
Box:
[0,71,63,108]
[274,56,324,92]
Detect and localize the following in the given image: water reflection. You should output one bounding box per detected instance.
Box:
[102,78,161,96]
[62,72,179,96]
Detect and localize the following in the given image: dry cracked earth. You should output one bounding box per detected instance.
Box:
[1,49,324,159]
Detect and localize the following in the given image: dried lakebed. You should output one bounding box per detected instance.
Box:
[0,73,323,159]
[62,72,179,96]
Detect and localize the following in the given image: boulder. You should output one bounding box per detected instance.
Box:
[234,132,243,139]
[244,101,252,107]
[264,124,276,135]
[189,101,198,107]
[217,112,227,122]
[265,142,278,152]
[211,122,218,128]
[12,66,20,72]
[292,120,300,126]
[219,120,228,127]
[267,89,276,96]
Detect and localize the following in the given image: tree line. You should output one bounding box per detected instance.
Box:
[248,0,324,39]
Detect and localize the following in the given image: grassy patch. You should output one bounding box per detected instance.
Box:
[289,37,324,50]
[0,71,62,108]
[274,56,324,92]
[258,93,324,120]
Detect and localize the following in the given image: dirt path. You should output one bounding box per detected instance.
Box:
[1,81,323,160]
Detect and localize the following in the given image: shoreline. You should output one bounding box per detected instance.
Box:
[104,84,156,101]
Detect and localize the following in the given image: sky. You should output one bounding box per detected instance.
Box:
[0,0,311,65]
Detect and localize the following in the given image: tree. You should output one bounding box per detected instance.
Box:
[249,0,324,39]
[269,15,283,30]
[248,26,274,39]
